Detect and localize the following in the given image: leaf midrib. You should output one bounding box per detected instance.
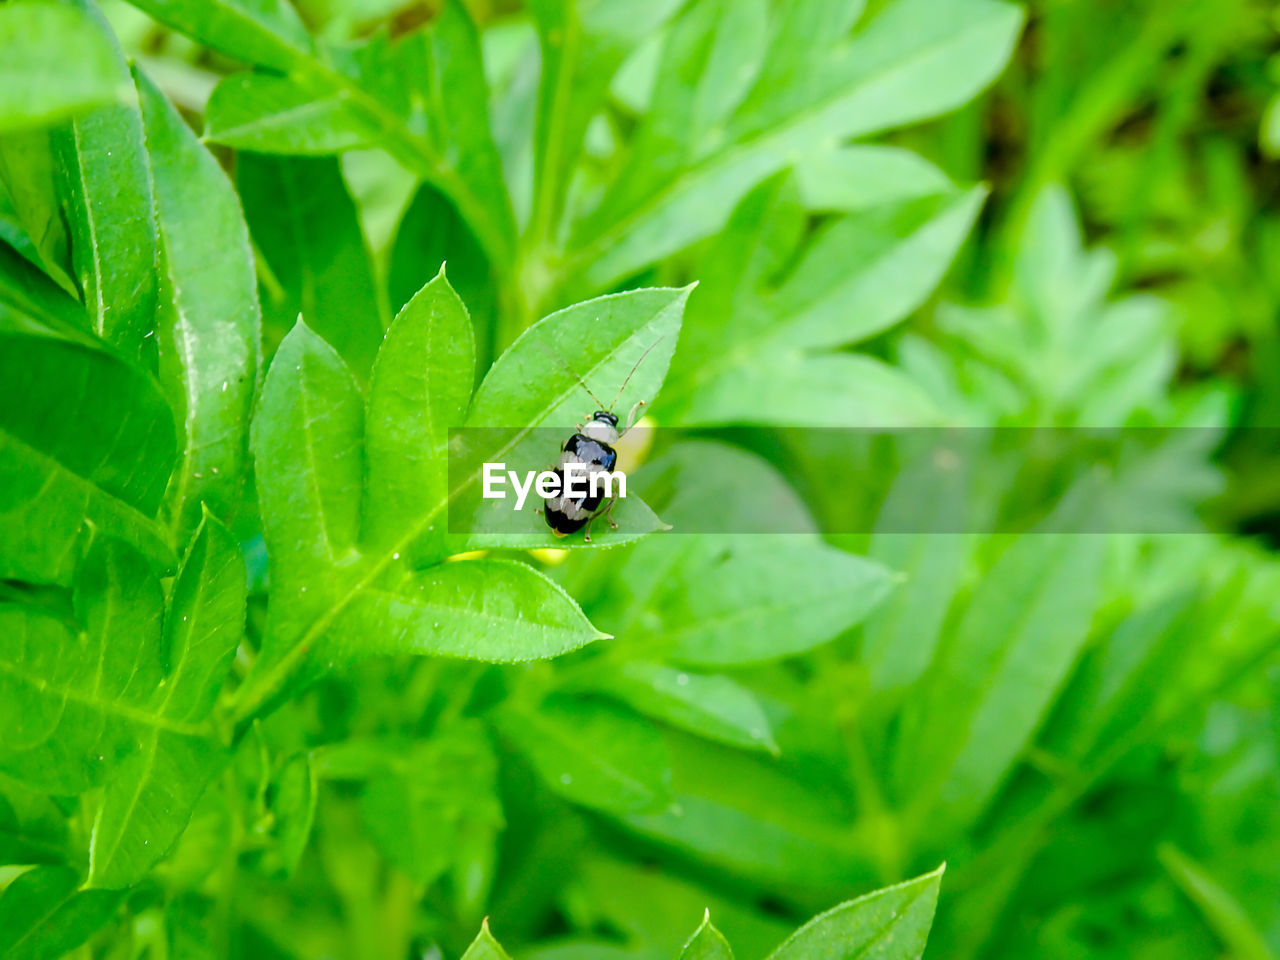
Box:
[362,586,587,639]
[0,428,168,547]
[71,118,108,339]
[88,728,158,881]
[0,658,206,738]
[208,94,356,143]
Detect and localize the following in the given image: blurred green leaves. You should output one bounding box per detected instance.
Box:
[562,0,1021,298]
[0,2,123,135]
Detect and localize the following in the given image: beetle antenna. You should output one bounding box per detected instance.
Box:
[609,336,666,411]
[536,339,607,410]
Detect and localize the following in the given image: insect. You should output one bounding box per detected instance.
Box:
[540,339,661,541]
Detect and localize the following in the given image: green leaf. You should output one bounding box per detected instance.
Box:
[861,453,978,704]
[359,723,502,886]
[449,287,688,546]
[457,496,669,553]
[238,153,383,380]
[569,0,1021,290]
[239,312,607,720]
[0,234,84,334]
[1,526,239,886]
[628,536,893,666]
[121,0,314,72]
[461,921,514,960]
[89,522,241,888]
[0,333,176,586]
[660,173,801,401]
[332,559,605,661]
[861,530,969,699]
[740,0,865,112]
[204,72,374,154]
[1041,592,1197,765]
[0,2,123,134]
[1263,93,1280,159]
[1159,844,1278,960]
[0,866,123,960]
[600,0,769,224]
[496,696,673,815]
[765,865,944,960]
[389,183,495,364]
[579,662,779,755]
[525,0,685,247]
[0,552,151,795]
[467,289,687,434]
[200,1,517,269]
[250,320,364,649]
[793,145,954,212]
[668,184,978,427]
[0,776,70,866]
[157,512,246,724]
[765,188,987,350]
[895,533,1106,840]
[133,67,260,540]
[738,0,1020,141]
[635,440,817,534]
[0,131,78,294]
[88,729,223,889]
[622,734,870,888]
[363,270,473,563]
[53,0,159,363]
[681,913,735,960]
[682,352,940,427]
[267,755,316,877]
[395,0,517,268]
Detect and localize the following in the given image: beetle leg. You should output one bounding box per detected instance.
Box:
[603,493,619,530]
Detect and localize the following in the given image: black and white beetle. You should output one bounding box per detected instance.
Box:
[540,340,661,541]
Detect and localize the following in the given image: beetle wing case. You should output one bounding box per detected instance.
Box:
[543,432,618,536]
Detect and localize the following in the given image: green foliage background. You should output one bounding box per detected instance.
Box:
[1,0,1279,958]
